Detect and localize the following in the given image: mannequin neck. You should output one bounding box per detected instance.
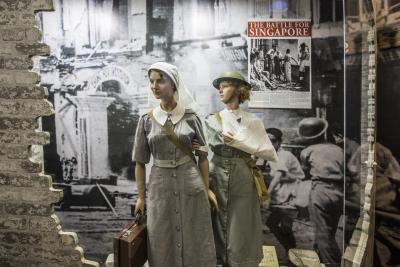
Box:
[160,98,177,112]
[226,102,239,110]
[225,98,240,110]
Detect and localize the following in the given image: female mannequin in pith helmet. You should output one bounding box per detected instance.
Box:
[198,71,277,267]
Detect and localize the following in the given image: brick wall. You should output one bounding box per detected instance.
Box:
[0,0,98,266]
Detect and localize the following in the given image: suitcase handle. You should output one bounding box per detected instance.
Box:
[135,210,146,225]
[121,210,146,238]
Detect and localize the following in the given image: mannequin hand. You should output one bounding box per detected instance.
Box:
[221,132,234,144]
[192,138,200,150]
[208,189,219,211]
[134,197,145,215]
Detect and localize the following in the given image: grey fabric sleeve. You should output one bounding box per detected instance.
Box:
[132,115,151,164]
[193,115,208,158]
[204,115,222,150]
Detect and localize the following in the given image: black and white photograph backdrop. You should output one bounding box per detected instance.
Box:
[37,0,351,265]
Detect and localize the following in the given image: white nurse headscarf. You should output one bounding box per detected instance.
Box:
[148,62,200,112]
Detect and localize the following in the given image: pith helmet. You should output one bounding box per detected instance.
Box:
[212,71,251,89]
[297,117,328,140]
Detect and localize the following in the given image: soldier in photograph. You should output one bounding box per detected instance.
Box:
[298,42,310,88]
[283,49,298,85]
[298,118,344,264]
[250,51,276,90]
[267,41,283,81]
[265,127,305,252]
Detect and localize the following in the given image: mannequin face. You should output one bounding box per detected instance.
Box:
[149,70,175,101]
[218,80,239,104]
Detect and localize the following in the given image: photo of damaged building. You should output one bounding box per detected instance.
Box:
[39,0,256,187]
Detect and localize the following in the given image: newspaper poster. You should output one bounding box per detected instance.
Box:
[248,20,312,109]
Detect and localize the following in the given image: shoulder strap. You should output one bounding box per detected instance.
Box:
[147,111,193,158]
[215,111,223,126]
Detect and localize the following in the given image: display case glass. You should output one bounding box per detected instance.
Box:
[37,0,377,265]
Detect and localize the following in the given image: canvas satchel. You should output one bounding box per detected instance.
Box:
[243,156,270,203]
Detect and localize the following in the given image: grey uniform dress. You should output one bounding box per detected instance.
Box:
[205,114,263,267]
[132,109,216,267]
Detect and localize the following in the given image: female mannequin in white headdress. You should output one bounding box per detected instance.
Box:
[132,62,217,267]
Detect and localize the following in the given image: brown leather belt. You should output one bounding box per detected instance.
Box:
[212,146,251,158]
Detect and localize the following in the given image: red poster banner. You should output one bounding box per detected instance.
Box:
[248,21,312,38]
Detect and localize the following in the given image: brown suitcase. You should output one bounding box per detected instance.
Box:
[114,214,147,267]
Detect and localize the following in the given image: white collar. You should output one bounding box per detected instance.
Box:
[153,102,185,125]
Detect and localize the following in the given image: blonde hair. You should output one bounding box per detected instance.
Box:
[221,79,251,104]
[237,83,250,104]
